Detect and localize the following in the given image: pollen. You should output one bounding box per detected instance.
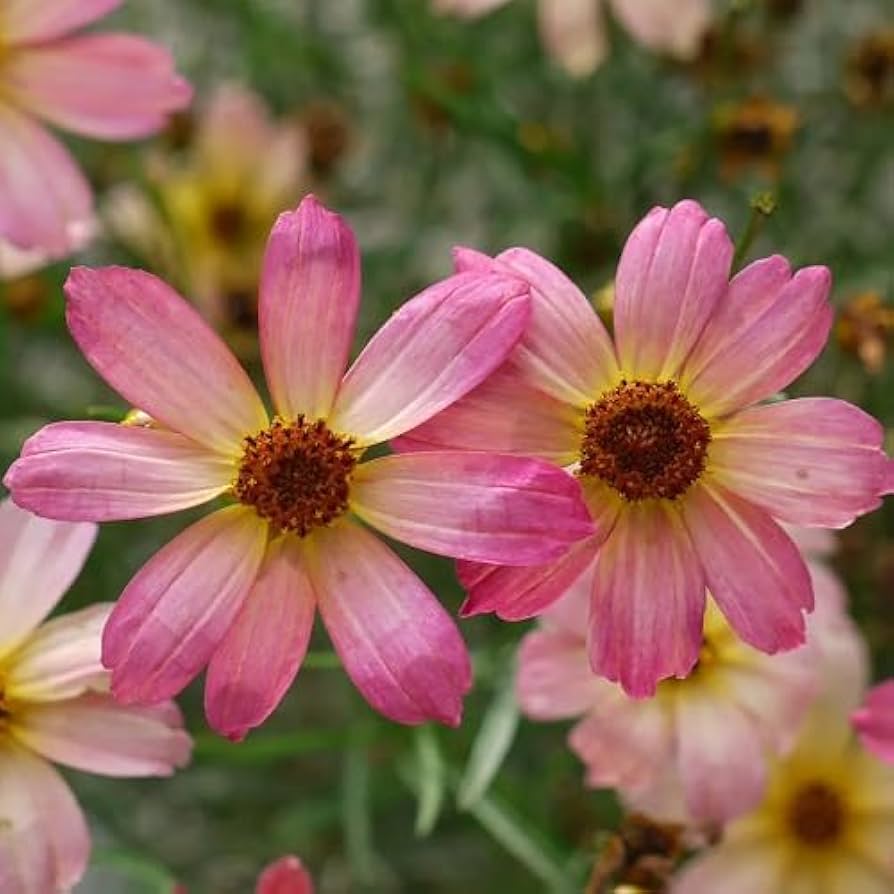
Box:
[579,380,710,502]
[234,417,357,536]
[787,781,846,847]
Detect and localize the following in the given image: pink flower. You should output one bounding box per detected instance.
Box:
[256,856,314,894]
[399,199,890,696]
[5,196,594,739]
[0,498,191,894]
[853,681,894,764]
[0,0,192,261]
[434,0,711,76]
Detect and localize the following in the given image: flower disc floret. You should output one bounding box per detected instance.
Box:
[786,781,846,847]
[579,379,711,501]
[234,417,357,535]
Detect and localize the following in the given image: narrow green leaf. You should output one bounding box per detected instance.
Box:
[90,847,176,893]
[412,725,445,837]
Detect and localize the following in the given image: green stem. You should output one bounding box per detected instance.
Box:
[733,192,777,272]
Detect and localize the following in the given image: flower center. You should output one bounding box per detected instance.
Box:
[233,417,356,536]
[787,781,846,847]
[209,200,249,246]
[579,380,711,501]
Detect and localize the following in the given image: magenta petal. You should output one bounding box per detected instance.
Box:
[205,538,317,741]
[65,267,267,452]
[259,197,361,421]
[329,271,530,444]
[351,452,594,565]
[883,459,894,495]
[589,502,705,697]
[256,856,315,894]
[682,481,812,654]
[853,681,894,764]
[102,507,267,704]
[5,421,234,521]
[3,0,121,44]
[309,521,472,726]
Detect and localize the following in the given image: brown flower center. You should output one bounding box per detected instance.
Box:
[209,200,249,246]
[579,380,710,501]
[234,417,356,536]
[787,782,846,847]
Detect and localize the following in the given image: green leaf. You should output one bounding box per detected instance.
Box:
[412,724,445,837]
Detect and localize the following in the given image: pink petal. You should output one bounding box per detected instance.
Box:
[434,0,511,16]
[853,681,894,764]
[614,200,734,381]
[65,266,268,452]
[102,506,267,704]
[589,501,705,697]
[5,35,191,140]
[2,0,120,44]
[205,538,317,741]
[12,692,191,777]
[392,362,582,465]
[883,458,894,495]
[712,398,886,528]
[5,421,234,521]
[0,103,91,256]
[670,839,786,894]
[0,742,89,894]
[0,499,96,656]
[681,258,833,417]
[5,603,110,702]
[308,521,472,726]
[351,451,594,565]
[612,0,711,59]
[681,481,812,654]
[329,271,530,444]
[256,856,315,894]
[259,197,361,421]
[537,0,608,75]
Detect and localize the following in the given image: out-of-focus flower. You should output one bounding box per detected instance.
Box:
[713,96,800,181]
[255,856,314,894]
[300,99,352,178]
[836,291,894,374]
[5,196,595,739]
[0,498,191,894]
[106,84,308,356]
[853,680,894,764]
[434,0,712,77]
[846,29,894,107]
[0,0,191,263]
[398,199,891,697]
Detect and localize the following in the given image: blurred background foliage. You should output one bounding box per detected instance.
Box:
[1,0,893,891]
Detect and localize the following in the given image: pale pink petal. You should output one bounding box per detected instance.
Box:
[2,0,121,44]
[433,0,511,16]
[308,521,472,726]
[102,506,267,704]
[0,499,96,657]
[5,603,110,702]
[0,742,89,894]
[712,398,886,528]
[0,103,91,256]
[614,200,733,382]
[329,271,530,444]
[392,362,582,465]
[256,856,315,894]
[0,216,94,279]
[681,481,812,654]
[589,501,705,697]
[205,537,317,741]
[681,258,833,417]
[65,266,267,453]
[260,197,361,421]
[5,421,234,521]
[538,562,596,634]
[786,524,837,558]
[537,0,608,76]
[853,681,894,764]
[5,36,191,140]
[671,837,785,894]
[351,451,594,565]
[611,0,711,59]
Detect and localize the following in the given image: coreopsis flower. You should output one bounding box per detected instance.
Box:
[0,498,191,894]
[846,29,894,107]
[255,856,314,894]
[434,0,711,77]
[5,196,594,739]
[0,0,191,262]
[399,199,890,696]
[517,532,862,824]
[853,681,894,764]
[835,290,894,375]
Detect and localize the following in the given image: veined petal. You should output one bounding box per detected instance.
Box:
[537,0,608,76]
[256,856,315,894]
[5,421,234,521]
[329,271,530,444]
[205,537,317,741]
[589,501,705,697]
[65,266,268,453]
[882,458,894,495]
[670,837,786,894]
[259,197,361,421]
[681,480,812,654]
[853,681,894,764]
[712,398,886,528]
[4,36,191,140]
[351,452,594,565]
[0,499,96,659]
[611,0,711,59]
[308,521,472,726]
[2,0,120,44]
[102,506,267,704]
[614,200,733,382]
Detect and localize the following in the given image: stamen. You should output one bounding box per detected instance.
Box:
[787,781,846,847]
